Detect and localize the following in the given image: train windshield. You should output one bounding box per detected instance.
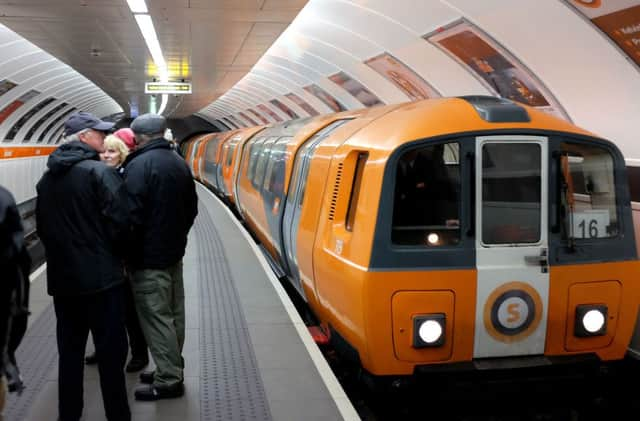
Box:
[392,142,460,246]
[559,142,619,241]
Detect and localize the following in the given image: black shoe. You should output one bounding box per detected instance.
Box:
[134,383,184,401]
[139,370,155,384]
[84,352,97,365]
[126,357,149,373]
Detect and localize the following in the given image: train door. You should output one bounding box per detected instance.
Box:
[473,135,550,358]
[282,119,353,298]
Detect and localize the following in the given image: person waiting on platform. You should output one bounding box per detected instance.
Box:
[113,127,136,152]
[36,112,131,421]
[0,185,31,415]
[84,135,150,373]
[123,113,197,401]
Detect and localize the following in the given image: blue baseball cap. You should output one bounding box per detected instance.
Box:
[64,112,114,136]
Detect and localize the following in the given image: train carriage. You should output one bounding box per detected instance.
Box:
[186,96,640,379]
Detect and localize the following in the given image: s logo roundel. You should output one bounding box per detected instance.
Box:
[483,282,543,343]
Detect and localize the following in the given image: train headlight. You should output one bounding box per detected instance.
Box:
[427,233,440,245]
[574,304,608,337]
[413,314,446,348]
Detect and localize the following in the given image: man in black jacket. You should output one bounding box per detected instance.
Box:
[36,112,131,421]
[123,113,197,401]
[0,185,31,413]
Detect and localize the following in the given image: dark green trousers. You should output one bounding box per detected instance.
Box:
[132,261,185,388]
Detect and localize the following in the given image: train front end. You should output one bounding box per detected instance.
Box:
[327,98,640,378]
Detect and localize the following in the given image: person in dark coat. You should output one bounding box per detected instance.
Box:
[35,112,131,421]
[123,113,197,401]
[0,185,31,413]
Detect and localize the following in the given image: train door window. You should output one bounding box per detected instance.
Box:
[247,137,266,180]
[264,137,290,197]
[346,152,368,231]
[482,143,540,244]
[392,142,460,246]
[226,141,238,167]
[205,136,219,162]
[253,136,278,189]
[559,142,619,240]
[296,119,354,208]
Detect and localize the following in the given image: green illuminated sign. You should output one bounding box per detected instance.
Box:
[145,82,192,94]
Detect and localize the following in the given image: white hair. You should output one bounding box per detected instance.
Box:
[63,128,91,143]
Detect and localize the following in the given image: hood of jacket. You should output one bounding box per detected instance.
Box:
[47,140,99,175]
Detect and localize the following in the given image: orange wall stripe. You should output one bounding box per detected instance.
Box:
[0,146,57,159]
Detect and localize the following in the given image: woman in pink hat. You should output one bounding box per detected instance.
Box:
[114,128,136,152]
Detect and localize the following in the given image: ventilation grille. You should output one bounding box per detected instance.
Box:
[328,162,343,221]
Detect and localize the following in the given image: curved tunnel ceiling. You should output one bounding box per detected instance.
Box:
[198,0,640,164]
[0,24,122,145]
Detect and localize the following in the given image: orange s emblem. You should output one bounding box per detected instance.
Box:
[507,303,520,323]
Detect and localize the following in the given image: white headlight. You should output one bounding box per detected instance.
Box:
[418,320,443,344]
[427,233,439,245]
[582,309,605,333]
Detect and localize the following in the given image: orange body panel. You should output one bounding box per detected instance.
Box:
[545,261,640,360]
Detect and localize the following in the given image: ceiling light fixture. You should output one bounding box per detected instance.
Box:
[134,14,168,81]
[126,0,148,14]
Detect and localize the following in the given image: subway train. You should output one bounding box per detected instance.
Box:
[182,96,640,379]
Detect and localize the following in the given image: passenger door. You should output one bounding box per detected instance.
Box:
[473,135,550,358]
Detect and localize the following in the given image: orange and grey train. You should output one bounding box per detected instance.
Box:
[184,96,640,378]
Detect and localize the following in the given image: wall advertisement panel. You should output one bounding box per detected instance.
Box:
[284,93,319,116]
[270,99,299,119]
[239,111,258,126]
[0,89,40,126]
[426,20,569,119]
[365,53,440,100]
[329,71,384,107]
[248,109,270,125]
[566,0,640,68]
[303,84,346,112]
[257,104,283,122]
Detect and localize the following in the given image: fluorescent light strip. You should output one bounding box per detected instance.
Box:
[134,14,168,81]
[126,0,148,14]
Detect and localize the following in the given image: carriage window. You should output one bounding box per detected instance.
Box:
[559,143,618,240]
[205,137,219,162]
[482,143,540,244]
[226,142,237,166]
[264,138,289,196]
[247,137,266,180]
[392,142,460,246]
[253,137,278,189]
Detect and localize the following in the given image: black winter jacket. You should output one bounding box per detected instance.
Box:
[122,138,197,270]
[36,141,129,296]
[0,185,31,373]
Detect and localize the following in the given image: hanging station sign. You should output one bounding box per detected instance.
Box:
[144,81,192,94]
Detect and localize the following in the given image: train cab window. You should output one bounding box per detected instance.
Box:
[482,143,541,244]
[559,143,619,240]
[392,142,460,246]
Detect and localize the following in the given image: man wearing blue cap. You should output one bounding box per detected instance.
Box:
[36,111,131,421]
[123,113,197,401]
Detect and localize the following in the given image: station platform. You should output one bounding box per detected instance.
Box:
[3,183,358,421]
